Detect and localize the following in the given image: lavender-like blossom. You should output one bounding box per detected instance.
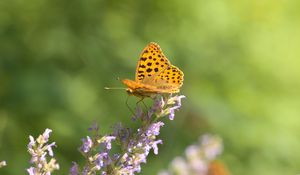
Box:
[97,135,116,150]
[71,131,116,175]
[27,128,59,175]
[113,95,185,174]
[71,94,185,175]
[115,121,164,174]
[69,162,79,175]
[80,136,93,153]
[159,95,185,120]
[158,134,223,175]
[0,160,6,168]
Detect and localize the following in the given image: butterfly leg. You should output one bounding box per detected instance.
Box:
[125,95,136,117]
[136,97,148,111]
[141,100,148,111]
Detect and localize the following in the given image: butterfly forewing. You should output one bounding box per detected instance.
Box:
[135,42,171,83]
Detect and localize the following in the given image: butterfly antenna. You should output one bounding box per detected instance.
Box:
[104,87,127,90]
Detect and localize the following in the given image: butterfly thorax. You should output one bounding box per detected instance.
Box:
[122,79,158,97]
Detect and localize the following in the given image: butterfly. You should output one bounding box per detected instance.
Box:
[122,42,184,98]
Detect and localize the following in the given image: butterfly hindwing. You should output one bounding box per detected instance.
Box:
[152,65,184,92]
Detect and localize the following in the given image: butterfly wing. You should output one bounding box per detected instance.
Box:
[130,42,184,95]
[135,42,171,84]
[151,65,184,93]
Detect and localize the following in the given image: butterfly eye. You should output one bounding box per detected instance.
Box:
[126,89,133,94]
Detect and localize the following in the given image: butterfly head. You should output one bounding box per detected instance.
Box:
[121,79,135,94]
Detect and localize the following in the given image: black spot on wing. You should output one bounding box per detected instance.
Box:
[146,68,152,73]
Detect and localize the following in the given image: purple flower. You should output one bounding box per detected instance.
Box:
[132,106,144,120]
[88,122,99,132]
[168,106,179,120]
[200,134,223,160]
[95,152,111,169]
[47,142,56,156]
[113,123,125,140]
[27,129,59,175]
[82,166,89,175]
[98,136,116,150]
[69,162,79,175]
[159,134,223,175]
[146,122,164,136]
[148,96,164,117]
[28,136,35,148]
[72,94,185,174]
[42,128,52,142]
[152,140,163,154]
[80,136,93,153]
[167,95,185,120]
[27,167,36,175]
[116,120,165,174]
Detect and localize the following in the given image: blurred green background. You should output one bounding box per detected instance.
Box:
[1,0,300,174]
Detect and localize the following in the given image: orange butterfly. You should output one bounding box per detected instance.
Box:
[122,42,184,98]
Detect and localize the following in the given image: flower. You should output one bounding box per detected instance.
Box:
[116,120,164,174]
[71,94,185,175]
[0,161,7,168]
[69,162,79,175]
[157,95,185,120]
[80,136,93,153]
[27,167,36,175]
[200,134,223,161]
[132,105,144,121]
[167,95,185,120]
[27,128,59,175]
[170,157,189,175]
[158,134,223,175]
[42,128,52,142]
[152,140,163,155]
[147,96,164,117]
[97,135,116,150]
[146,122,164,136]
